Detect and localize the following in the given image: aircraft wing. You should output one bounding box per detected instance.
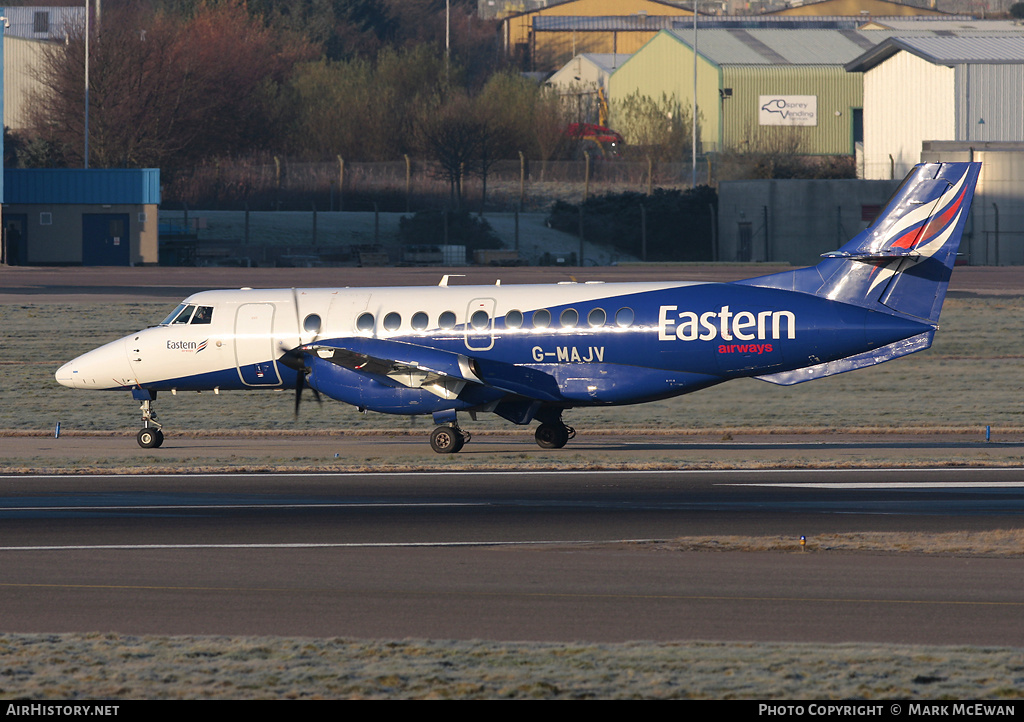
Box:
[302,337,563,402]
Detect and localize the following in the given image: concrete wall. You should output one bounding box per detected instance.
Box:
[717,178,900,266]
[922,142,1024,266]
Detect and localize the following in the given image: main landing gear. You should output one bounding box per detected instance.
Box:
[535,421,576,449]
[135,392,164,449]
[430,424,469,454]
[427,414,576,454]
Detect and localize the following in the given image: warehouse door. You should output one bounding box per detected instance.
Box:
[82,213,130,266]
[3,215,27,265]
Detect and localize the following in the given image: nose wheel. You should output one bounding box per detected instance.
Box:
[136,396,164,448]
[137,427,164,448]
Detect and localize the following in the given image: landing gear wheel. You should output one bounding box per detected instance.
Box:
[137,427,164,449]
[430,426,465,454]
[535,422,571,449]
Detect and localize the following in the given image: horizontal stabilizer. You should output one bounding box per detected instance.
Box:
[754,330,934,386]
[821,248,920,261]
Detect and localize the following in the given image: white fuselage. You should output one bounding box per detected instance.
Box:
[55,281,699,393]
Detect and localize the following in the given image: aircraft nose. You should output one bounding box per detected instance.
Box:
[55,337,136,390]
[54,360,77,388]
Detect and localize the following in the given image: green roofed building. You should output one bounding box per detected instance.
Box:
[607,28,881,158]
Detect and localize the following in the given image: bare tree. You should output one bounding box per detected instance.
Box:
[26,1,312,172]
[416,92,484,210]
[611,91,693,162]
[728,122,807,179]
[532,86,574,176]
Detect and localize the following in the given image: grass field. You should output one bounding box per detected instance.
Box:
[3,291,1023,700]
[6,294,1023,435]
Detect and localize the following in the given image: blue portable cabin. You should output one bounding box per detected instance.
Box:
[3,168,161,265]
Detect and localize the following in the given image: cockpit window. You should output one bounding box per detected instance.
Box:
[161,304,213,325]
[171,305,195,324]
[161,304,187,325]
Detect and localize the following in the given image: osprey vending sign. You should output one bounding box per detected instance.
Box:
[759,95,817,126]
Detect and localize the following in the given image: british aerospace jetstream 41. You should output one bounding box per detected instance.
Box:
[56,162,981,453]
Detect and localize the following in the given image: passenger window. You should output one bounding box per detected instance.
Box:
[470,310,490,330]
[191,306,213,324]
[505,310,524,329]
[356,312,375,333]
[532,309,551,329]
[438,311,457,330]
[560,308,579,328]
[588,308,606,327]
[411,312,429,331]
[303,313,321,333]
[615,307,635,327]
[383,312,402,331]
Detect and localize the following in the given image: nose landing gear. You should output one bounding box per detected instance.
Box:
[137,425,164,449]
[134,390,164,448]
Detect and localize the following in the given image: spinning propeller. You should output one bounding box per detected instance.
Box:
[278,288,323,417]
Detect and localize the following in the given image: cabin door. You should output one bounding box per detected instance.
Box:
[235,303,282,386]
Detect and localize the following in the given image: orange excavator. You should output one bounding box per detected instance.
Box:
[564,88,624,157]
[564,123,625,157]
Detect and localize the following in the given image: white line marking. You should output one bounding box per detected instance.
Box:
[733,482,1024,489]
[1,468,1022,481]
[0,502,484,512]
[1,540,648,552]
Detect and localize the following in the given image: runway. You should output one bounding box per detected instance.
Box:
[2,468,1022,645]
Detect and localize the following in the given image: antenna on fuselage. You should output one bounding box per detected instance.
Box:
[439,274,465,287]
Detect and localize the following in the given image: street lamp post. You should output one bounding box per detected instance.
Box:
[84,0,89,169]
[692,1,697,188]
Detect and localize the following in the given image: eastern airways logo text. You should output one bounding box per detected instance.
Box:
[166,339,208,352]
[658,305,796,343]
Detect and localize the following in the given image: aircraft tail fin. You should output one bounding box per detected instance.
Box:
[739,162,981,324]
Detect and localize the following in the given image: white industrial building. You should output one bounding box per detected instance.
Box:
[846,35,1024,180]
[546,53,628,125]
[546,52,628,95]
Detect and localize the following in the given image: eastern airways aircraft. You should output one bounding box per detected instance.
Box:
[56,161,981,453]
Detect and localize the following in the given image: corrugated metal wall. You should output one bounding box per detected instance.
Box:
[532,30,659,71]
[4,37,51,132]
[503,0,692,70]
[3,6,84,40]
[862,52,955,179]
[722,65,863,155]
[609,35,864,155]
[607,32,721,152]
[956,64,1024,143]
[5,169,162,205]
